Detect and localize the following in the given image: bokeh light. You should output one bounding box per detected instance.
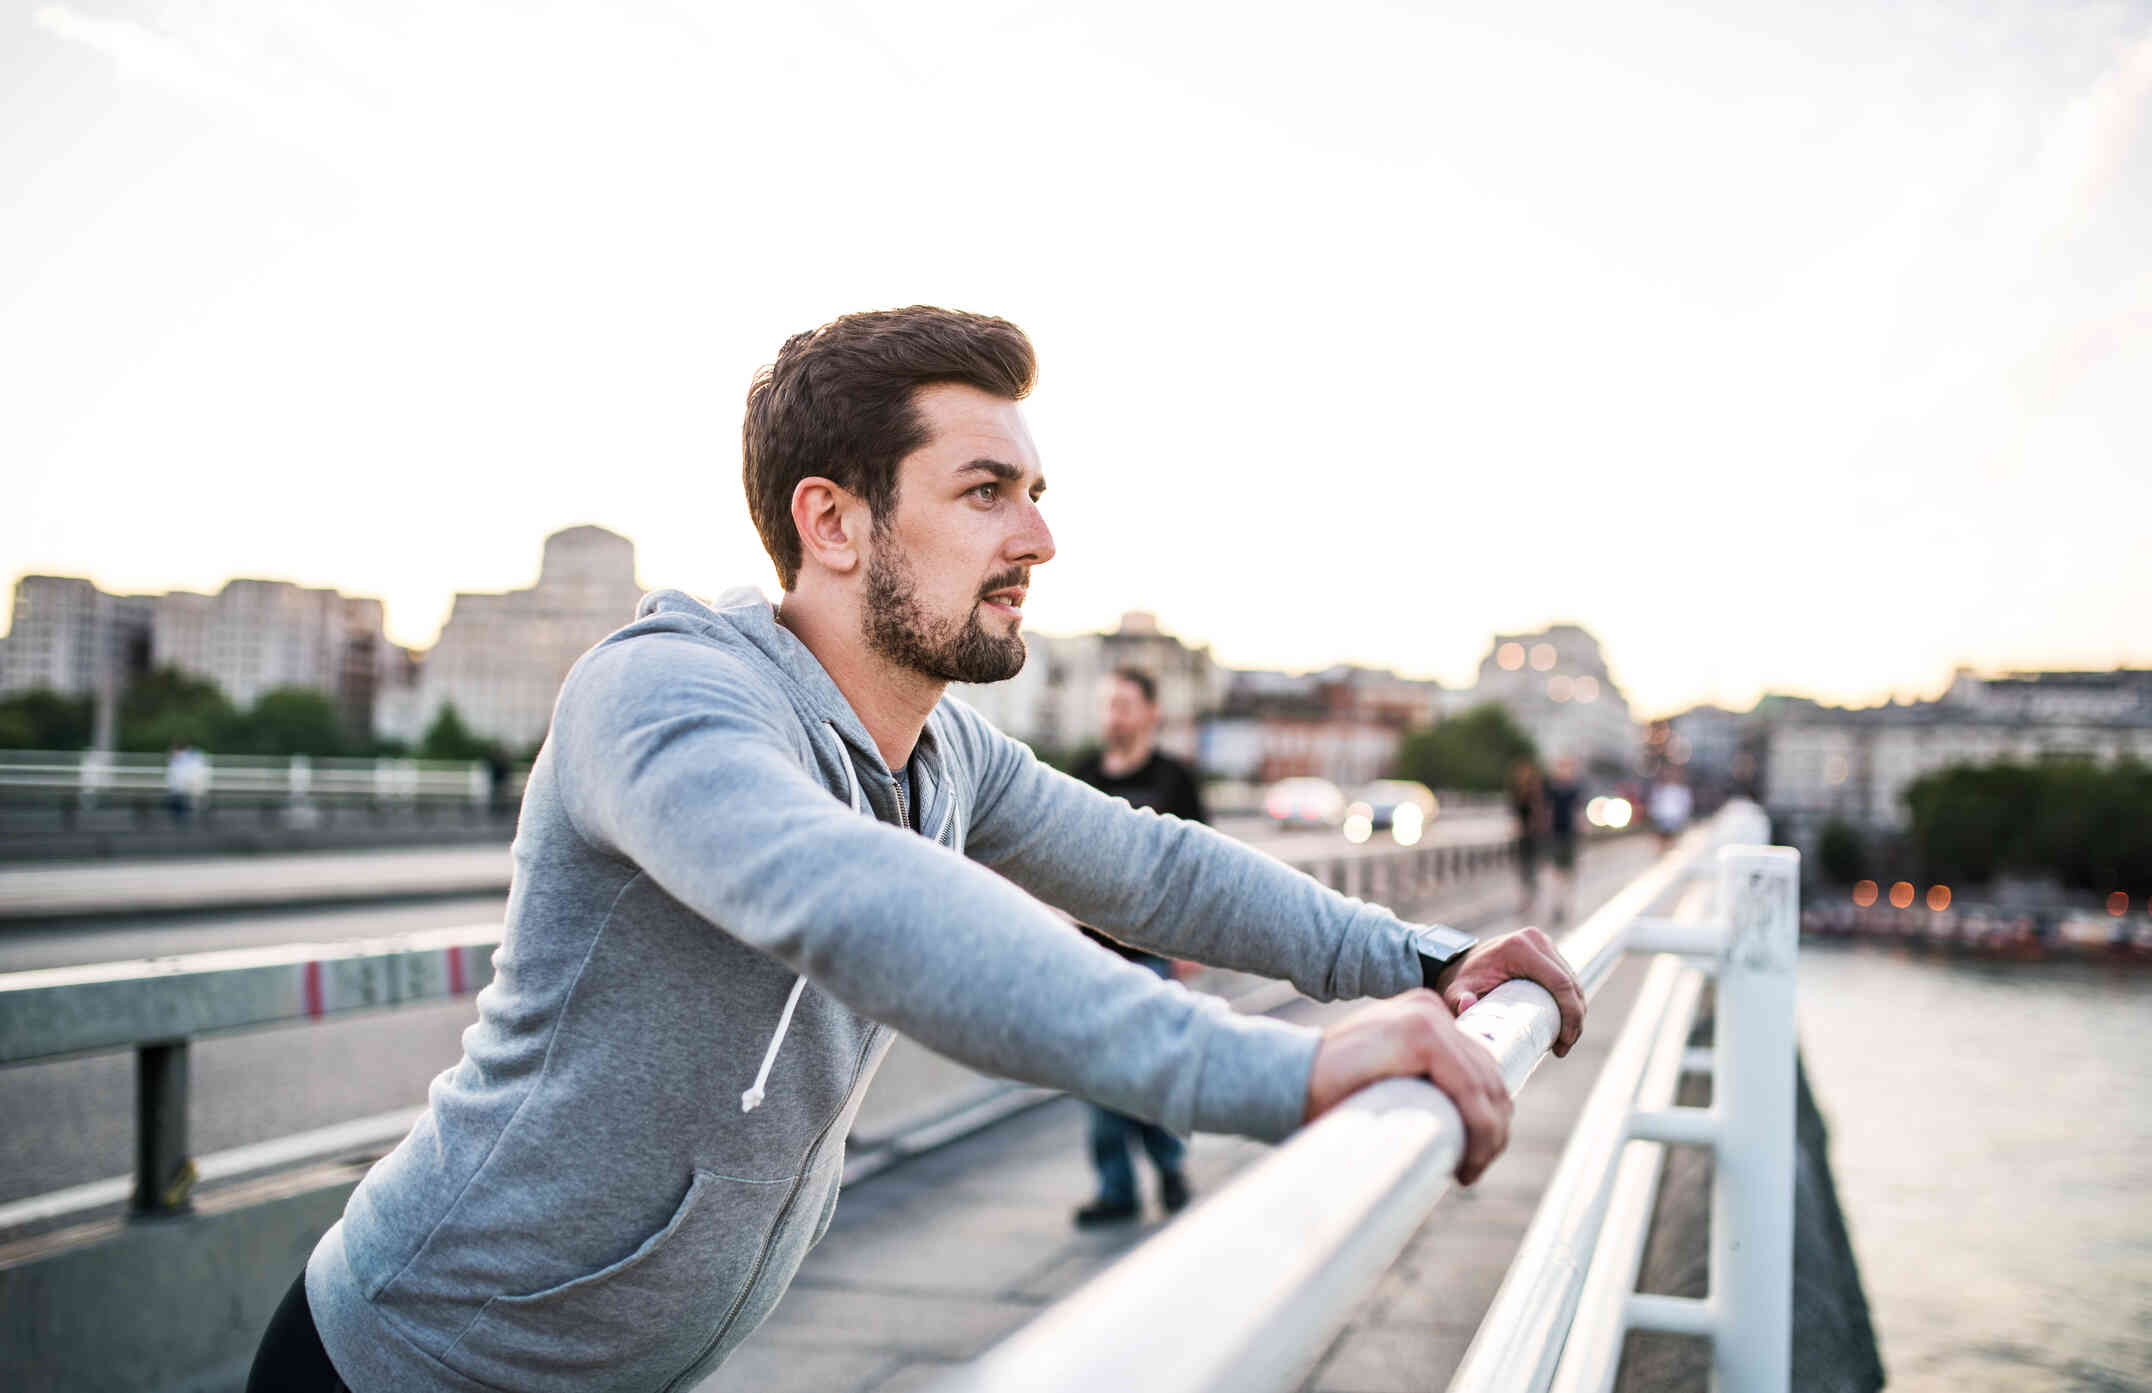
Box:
[1852,880,1879,907]
[1889,882,1916,909]
[1926,885,1952,912]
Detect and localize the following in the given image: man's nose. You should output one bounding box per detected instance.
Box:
[1009,499,1055,567]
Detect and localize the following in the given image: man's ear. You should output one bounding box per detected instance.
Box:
[791,477,868,577]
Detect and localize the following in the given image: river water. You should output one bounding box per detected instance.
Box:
[1794,943,2151,1392]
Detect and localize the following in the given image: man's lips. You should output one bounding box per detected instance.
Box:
[980,587,1027,617]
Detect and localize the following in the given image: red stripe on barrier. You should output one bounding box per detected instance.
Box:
[303,960,324,1019]
[447,946,466,995]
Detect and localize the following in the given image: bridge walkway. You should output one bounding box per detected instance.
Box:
[708,838,1657,1393]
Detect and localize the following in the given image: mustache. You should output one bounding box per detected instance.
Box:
[977,568,1029,599]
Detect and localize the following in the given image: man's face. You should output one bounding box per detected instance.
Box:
[1100,676,1157,749]
[862,383,1054,684]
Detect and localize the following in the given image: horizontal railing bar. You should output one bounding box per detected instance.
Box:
[1629,1106,1719,1148]
[1628,915,1726,957]
[1627,1292,1717,1337]
[1680,1047,1714,1075]
[0,923,503,1064]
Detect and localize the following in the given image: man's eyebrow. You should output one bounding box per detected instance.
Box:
[956,458,1047,492]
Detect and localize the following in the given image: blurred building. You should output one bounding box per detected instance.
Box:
[0,576,153,702]
[1452,624,1638,776]
[393,526,643,751]
[949,611,1224,764]
[151,581,390,735]
[1762,667,2152,840]
[1646,703,1756,816]
[1198,665,1446,786]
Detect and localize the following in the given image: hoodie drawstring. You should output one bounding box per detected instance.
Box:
[742,728,867,1113]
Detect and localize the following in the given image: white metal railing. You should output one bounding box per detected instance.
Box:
[0,749,498,806]
[924,801,1798,1393]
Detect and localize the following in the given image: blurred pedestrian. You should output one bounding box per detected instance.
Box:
[1509,758,1548,917]
[1544,755,1583,926]
[165,741,208,822]
[1068,667,1205,1226]
[252,306,1585,1393]
[1648,767,1692,851]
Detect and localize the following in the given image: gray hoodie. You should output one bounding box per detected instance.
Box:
[306,587,1430,1392]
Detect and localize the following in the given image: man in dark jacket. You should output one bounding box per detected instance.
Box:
[1068,666,1208,1225]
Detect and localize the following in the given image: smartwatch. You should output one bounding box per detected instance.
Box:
[1411,923,1477,989]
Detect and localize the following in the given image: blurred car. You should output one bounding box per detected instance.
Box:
[1263,776,1346,831]
[1343,780,1440,846]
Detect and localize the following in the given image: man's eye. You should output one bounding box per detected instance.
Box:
[970,483,998,502]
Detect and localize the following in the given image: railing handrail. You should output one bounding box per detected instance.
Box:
[923,802,1785,1393]
[0,749,505,804]
[0,923,506,1065]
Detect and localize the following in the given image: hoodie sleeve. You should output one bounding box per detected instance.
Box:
[938,698,1428,1003]
[549,635,1319,1143]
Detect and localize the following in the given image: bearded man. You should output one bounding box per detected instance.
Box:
[248,306,1585,1392]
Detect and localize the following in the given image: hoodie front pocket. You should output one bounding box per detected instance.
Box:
[441,1168,790,1393]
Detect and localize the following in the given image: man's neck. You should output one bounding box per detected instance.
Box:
[775,591,940,772]
[1100,738,1154,778]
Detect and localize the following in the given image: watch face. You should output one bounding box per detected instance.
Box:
[1417,926,1474,960]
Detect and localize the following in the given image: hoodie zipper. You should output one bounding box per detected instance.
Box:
[666,1025,881,1392]
[680,738,931,1386]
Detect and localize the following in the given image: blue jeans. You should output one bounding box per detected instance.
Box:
[1086,954,1186,1204]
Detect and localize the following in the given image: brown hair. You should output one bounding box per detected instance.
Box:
[742,306,1037,590]
[1111,666,1159,706]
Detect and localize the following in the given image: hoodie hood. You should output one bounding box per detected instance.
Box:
[631,587,892,777]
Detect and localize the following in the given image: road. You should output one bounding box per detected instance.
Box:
[0,810,1537,1212]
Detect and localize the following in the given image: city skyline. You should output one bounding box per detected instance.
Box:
[6,3,2148,719]
[6,539,2140,724]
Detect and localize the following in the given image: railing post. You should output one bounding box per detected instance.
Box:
[132,1040,196,1217]
[1712,843,1799,1393]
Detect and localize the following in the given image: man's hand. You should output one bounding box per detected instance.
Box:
[1303,991,1513,1185]
[1434,927,1586,1058]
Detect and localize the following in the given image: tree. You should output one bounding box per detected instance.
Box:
[234,687,349,757]
[1815,818,1869,885]
[0,689,94,750]
[417,703,499,763]
[117,667,238,753]
[1905,758,2152,892]
[1392,703,1537,792]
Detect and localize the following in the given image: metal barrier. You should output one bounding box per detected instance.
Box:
[924,802,1797,1393]
[0,925,502,1219]
[0,823,1537,1234]
[0,749,502,809]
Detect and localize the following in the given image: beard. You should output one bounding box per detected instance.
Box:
[862,537,1029,685]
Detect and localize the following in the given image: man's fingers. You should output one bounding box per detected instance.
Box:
[1473,934,1587,1058]
[1417,1011,1513,1186]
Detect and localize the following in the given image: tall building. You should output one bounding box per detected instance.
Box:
[1764,667,2152,839]
[1455,624,1638,775]
[151,580,389,734]
[0,576,153,701]
[399,526,644,750]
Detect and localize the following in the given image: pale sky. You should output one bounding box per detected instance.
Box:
[4,1,2148,719]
